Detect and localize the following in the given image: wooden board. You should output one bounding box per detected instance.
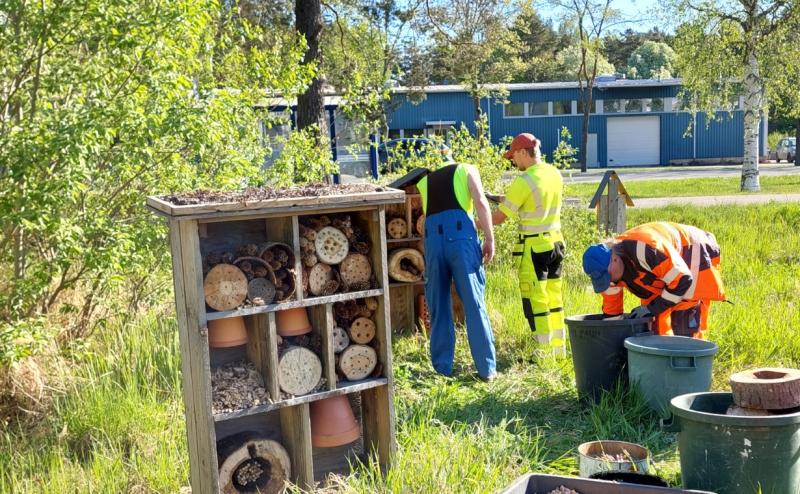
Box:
[171,219,218,493]
[245,313,279,402]
[279,403,314,491]
[206,288,384,321]
[147,188,405,219]
[309,304,336,391]
[361,384,396,469]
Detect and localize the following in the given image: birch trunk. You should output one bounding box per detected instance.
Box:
[741,45,762,191]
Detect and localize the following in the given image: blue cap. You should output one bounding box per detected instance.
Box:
[582,244,612,293]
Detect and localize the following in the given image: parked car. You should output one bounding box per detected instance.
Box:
[776,137,796,163]
[377,138,453,173]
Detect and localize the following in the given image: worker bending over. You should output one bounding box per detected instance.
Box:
[582,221,726,339]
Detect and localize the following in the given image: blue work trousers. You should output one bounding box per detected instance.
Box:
[424,209,496,378]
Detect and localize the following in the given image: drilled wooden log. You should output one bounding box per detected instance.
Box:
[217,432,291,494]
[204,264,248,311]
[349,317,376,345]
[332,326,350,353]
[314,226,349,264]
[338,344,377,381]
[731,367,800,410]
[387,218,408,239]
[277,346,322,396]
[340,253,372,289]
[388,248,425,282]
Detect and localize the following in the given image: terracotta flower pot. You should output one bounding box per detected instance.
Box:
[208,317,248,348]
[276,307,312,336]
[310,395,360,447]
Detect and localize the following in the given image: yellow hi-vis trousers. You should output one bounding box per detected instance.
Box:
[513,232,566,355]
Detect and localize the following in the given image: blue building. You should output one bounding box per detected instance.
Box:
[386,78,767,168]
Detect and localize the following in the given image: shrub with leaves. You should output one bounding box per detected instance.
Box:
[0,0,314,342]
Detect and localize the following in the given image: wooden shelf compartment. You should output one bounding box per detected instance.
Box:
[214,403,315,491]
[312,385,394,483]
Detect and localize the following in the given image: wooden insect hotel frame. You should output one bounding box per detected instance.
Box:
[147,185,403,493]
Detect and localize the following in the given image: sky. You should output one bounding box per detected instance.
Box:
[539,0,673,34]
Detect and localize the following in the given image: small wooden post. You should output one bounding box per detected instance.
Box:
[588,170,634,235]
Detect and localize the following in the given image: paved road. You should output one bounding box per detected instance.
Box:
[634,193,800,208]
[560,163,800,184]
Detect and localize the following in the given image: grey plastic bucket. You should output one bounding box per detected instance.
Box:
[670,391,800,493]
[566,314,652,404]
[624,335,718,418]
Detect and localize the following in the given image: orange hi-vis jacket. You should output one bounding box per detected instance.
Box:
[601,222,725,337]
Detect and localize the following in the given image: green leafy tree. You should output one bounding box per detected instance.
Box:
[0,0,313,344]
[549,0,621,172]
[671,0,800,191]
[419,0,525,132]
[555,43,616,80]
[511,1,571,82]
[603,28,674,72]
[767,16,800,166]
[626,41,676,79]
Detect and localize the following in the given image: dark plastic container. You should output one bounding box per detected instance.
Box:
[590,471,670,487]
[500,473,716,494]
[566,314,652,403]
[670,392,800,494]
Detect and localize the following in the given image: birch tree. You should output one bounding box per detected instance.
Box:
[672,0,799,191]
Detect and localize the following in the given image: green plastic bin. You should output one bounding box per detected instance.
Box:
[670,392,800,494]
[624,335,717,418]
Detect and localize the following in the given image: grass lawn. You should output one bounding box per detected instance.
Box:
[1,203,799,493]
[564,174,800,201]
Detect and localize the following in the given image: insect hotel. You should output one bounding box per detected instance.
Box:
[147,184,403,494]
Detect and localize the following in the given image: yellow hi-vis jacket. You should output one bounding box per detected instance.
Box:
[498,162,563,234]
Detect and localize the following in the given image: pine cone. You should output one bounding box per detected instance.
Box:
[261,249,275,262]
[302,253,318,268]
[238,243,259,257]
[320,279,339,296]
[253,266,268,278]
[220,252,235,264]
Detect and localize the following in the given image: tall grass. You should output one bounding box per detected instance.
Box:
[1,203,798,493]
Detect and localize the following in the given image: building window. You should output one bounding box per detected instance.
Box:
[625,99,643,113]
[647,98,665,112]
[552,100,572,115]
[504,103,525,117]
[577,100,597,114]
[604,99,623,113]
[528,101,549,116]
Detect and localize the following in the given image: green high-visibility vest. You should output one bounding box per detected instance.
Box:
[498,162,562,234]
[417,164,474,215]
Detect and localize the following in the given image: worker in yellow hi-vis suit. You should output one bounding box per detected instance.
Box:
[490,133,565,354]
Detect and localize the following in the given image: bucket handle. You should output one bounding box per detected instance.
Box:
[670,356,696,370]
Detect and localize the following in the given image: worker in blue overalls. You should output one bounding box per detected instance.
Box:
[417,163,497,381]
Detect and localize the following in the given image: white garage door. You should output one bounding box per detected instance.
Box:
[607,116,660,166]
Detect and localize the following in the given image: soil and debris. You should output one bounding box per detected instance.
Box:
[547,487,580,494]
[235,461,264,486]
[593,452,633,462]
[162,183,387,206]
[211,361,271,414]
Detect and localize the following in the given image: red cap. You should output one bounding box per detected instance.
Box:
[504,133,539,159]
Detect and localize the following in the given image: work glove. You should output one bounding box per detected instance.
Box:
[627,305,652,319]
